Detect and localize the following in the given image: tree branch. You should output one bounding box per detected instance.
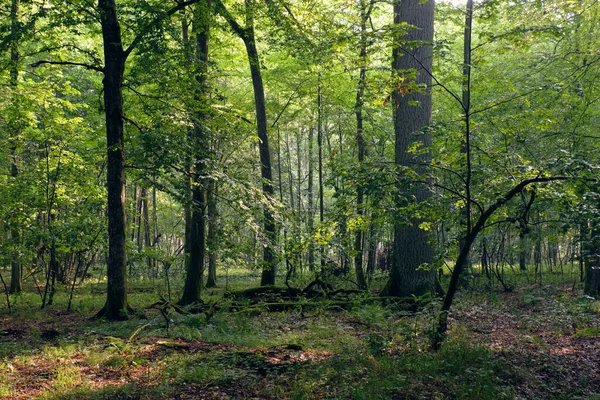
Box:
[30,60,104,73]
[123,0,204,60]
[213,0,248,38]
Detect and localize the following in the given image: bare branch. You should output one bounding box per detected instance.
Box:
[30,60,104,73]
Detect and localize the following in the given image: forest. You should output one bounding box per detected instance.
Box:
[1,0,600,398]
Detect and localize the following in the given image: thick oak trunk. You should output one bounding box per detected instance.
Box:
[383,0,435,297]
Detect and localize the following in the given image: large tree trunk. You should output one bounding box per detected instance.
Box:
[180,2,211,305]
[96,0,130,320]
[382,0,435,297]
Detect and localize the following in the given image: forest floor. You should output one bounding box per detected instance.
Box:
[1,279,600,399]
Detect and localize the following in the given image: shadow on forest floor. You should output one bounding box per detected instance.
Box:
[1,282,600,399]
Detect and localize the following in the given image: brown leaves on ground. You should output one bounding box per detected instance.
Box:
[449,283,600,399]
[2,284,600,399]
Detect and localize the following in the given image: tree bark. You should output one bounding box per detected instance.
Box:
[307,127,315,271]
[180,1,211,305]
[458,0,474,274]
[215,0,277,285]
[96,0,130,320]
[206,178,218,288]
[246,33,277,286]
[318,73,325,272]
[383,0,435,297]
[9,0,21,295]
[353,0,372,289]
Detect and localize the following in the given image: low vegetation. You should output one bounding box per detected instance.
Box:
[2,268,600,399]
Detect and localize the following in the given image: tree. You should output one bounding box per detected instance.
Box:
[215,0,278,286]
[92,0,202,319]
[8,0,21,294]
[353,0,374,289]
[382,0,436,297]
[179,1,212,306]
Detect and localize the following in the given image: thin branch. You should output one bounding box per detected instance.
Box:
[400,45,464,111]
[270,79,308,128]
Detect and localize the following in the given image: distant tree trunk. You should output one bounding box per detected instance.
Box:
[277,128,292,277]
[140,187,152,273]
[96,0,130,320]
[9,0,22,295]
[318,73,326,271]
[46,241,59,306]
[286,129,296,276]
[180,1,211,305]
[366,230,377,278]
[206,178,218,288]
[130,184,138,243]
[382,0,435,297]
[307,127,316,271]
[584,214,600,296]
[295,130,303,272]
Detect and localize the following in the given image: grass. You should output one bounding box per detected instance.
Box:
[1,264,600,399]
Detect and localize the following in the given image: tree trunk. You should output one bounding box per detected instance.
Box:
[353,0,372,289]
[318,73,325,272]
[96,0,130,320]
[9,0,22,295]
[458,0,474,273]
[206,178,218,288]
[248,48,277,285]
[180,1,211,305]
[215,0,277,285]
[307,127,315,271]
[383,0,435,297]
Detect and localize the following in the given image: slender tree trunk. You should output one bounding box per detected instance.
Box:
[206,178,218,288]
[318,73,325,272]
[307,127,315,271]
[9,0,22,295]
[214,0,277,285]
[458,0,474,274]
[353,0,372,289]
[277,128,292,277]
[295,130,303,272]
[246,39,277,286]
[383,0,435,297]
[96,0,130,320]
[366,213,379,279]
[130,184,138,242]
